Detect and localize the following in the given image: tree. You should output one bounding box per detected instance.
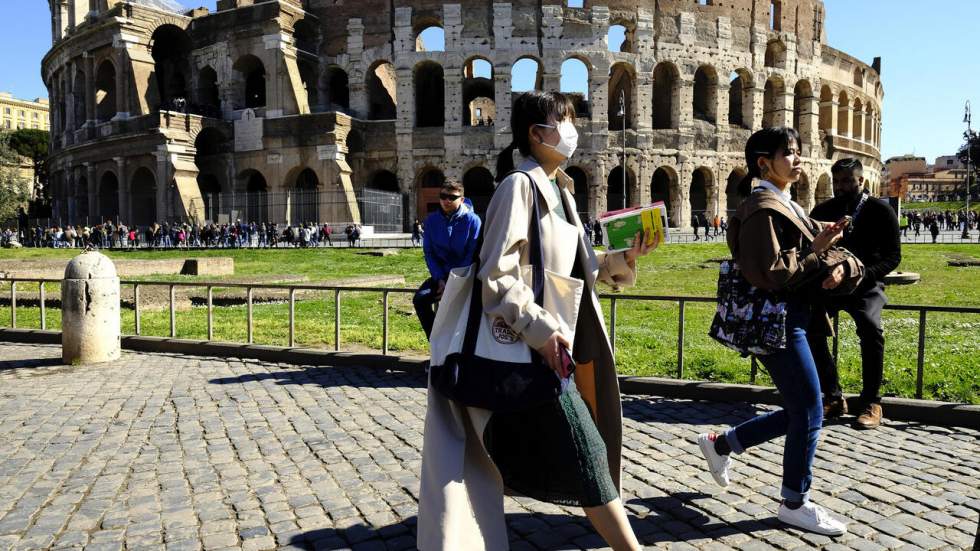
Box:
[0,133,31,223]
[956,129,979,193]
[7,128,49,196]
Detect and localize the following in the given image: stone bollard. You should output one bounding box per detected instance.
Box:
[62,251,120,364]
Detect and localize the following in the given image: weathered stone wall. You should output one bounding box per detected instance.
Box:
[44,0,883,230]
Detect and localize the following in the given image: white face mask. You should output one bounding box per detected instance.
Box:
[535,121,579,159]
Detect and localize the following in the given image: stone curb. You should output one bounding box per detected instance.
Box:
[2,328,978,430]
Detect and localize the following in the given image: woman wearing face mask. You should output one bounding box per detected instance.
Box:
[417,91,658,550]
[697,127,861,536]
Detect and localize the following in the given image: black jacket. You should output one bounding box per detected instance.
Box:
[810,192,901,291]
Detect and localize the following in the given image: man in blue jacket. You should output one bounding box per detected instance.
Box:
[414,180,482,339]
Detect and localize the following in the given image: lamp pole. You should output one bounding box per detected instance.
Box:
[963,101,972,239]
[618,89,627,210]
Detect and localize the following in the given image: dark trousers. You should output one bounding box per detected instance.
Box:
[807,283,887,405]
[413,278,440,339]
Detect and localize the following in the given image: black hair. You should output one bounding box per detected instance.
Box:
[831,157,864,176]
[495,91,576,182]
[738,126,802,196]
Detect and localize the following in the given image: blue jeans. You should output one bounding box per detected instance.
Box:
[725,301,823,503]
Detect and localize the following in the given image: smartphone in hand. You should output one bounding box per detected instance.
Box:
[557,345,576,380]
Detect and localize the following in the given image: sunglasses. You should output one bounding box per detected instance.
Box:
[439,193,461,201]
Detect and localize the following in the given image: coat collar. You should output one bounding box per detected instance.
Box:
[517,158,573,213]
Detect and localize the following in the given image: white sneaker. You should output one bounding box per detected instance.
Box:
[777,501,848,536]
[697,433,731,487]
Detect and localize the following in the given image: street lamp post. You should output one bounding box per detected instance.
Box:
[618,90,627,210]
[963,101,972,239]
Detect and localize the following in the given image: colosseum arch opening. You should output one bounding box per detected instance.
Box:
[565,166,589,219]
[728,70,754,129]
[323,67,350,113]
[74,175,89,222]
[652,62,679,130]
[416,24,445,52]
[837,90,850,136]
[414,62,444,127]
[693,65,718,124]
[233,55,266,109]
[793,80,814,143]
[651,167,674,217]
[608,62,635,130]
[852,98,864,141]
[95,60,116,122]
[198,174,221,223]
[293,19,320,56]
[561,58,590,118]
[150,25,192,111]
[98,171,119,222]
[462,58,494,127]
[463,166,495,218]
[366,61,396,120]
[726,168,748,216]
[290,168,320,226]
[130,167,158,227]
[816,173,833,204]
[607,22,633,54]
[195,128,229,221]
[72,69,86,128]
[238,169,269,224]
[417,167,446,216]
[607,166,635,211]
[196,66,220,115]
[512,57,543,92]
[819,85,834,134]
[762,76,785,128]
[690,168,712,222]
[765,39,787,69]
[368,170,399,193]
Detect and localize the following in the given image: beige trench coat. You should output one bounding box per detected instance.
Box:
[417,159,637,551]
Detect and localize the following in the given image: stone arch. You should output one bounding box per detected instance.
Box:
[652,166,681,227]
[130,167,157,226]
[293,19,320,55]
[693,65,718,124]
[819,85,834,133]
[415,23,445,52]
[366,60,397,120]
[725,167,748,216]
[565,165,589,220]
[233,55,266,109]
[511,56,543,92]
[197,173,221,222]
[652,62,679,129]
[95,59,116,122]
[463,166,495,217]
[367,169,399,192]
[608,62,635,130]
[607,165,636,211]
[72,69,86,128]
[150,24,192,111]
[416,166,446,216]
[289,167,320,225]
[414,61,444,127]
[853,67,864,88]
[98,170,119,221]
[816,173,833,204]
[765,39,787,69]
[239,169,269,224]
[196,66,220,114]
[837,90,850,136]
[762,76,785,128]
[793,79,814,143]
[796,170,812,211]
[690,167,711,223]
[607,22,633,53]
[852,97,863,140]
[323,66,350,112]
[561,57,591,117]
[728,69,753,128]
[462,57,494,126]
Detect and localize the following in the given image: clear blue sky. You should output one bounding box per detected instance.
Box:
[3,0,975,163]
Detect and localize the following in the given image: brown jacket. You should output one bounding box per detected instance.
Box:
[727,188,863,319]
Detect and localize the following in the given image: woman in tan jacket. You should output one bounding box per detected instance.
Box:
[417,91,657,550]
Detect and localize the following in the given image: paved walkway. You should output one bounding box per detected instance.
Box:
[0,343,977,551]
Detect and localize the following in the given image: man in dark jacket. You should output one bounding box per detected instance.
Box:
[808,158,901,429]
[414,180,482,339]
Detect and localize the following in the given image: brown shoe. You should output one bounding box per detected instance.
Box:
[823,397,848,419]
[854,403,883,430]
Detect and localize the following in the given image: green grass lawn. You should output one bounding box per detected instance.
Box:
[903,201,978,212]
[2,244,978,403]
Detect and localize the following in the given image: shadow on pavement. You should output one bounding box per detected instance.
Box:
[208,365,427,390]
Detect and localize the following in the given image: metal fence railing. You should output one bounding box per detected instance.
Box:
[3,277,978,401]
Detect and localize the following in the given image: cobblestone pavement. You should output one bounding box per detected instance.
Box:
[0,343,977,551]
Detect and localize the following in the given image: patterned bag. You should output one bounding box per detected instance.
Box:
[708,260,787,356]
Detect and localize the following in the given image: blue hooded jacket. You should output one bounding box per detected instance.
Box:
[422,199,482,282]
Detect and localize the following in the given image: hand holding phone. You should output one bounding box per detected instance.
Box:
[557,345,576,380]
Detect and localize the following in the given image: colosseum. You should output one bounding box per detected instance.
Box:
[42,0,883,231]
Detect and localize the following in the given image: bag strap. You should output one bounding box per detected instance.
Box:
[462,170,545,359]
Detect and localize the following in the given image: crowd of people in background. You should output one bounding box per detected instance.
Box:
[900,209,978,242]
[0,219,367,249]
